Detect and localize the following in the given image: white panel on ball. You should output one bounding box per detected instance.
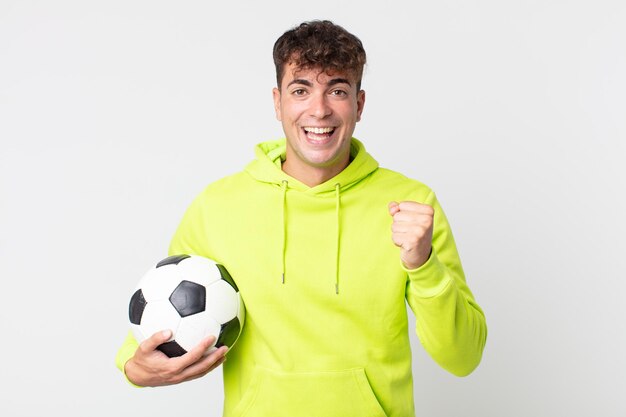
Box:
[176,311,222,353]
[135,300,181,342]
[176,255,221,286]
[139,265,183,301]
[205,280,239,323]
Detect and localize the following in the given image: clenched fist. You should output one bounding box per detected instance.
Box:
[388,201,434,270]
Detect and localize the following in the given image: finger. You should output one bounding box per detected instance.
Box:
[207,354,227,372]
[172,335,217,367]
[392,213,434,229]
[397,201,434,215]
[200,348,228,374]
[140,329,173,353]
[390,233,403,248]
[179,346,228,381]
[391,211,422,223]
[388,201,400,216]
[183,355,227,383]
[391,236,413,251]
[391,222,414,233]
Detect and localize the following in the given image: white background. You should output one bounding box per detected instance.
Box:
[1,1,625,416]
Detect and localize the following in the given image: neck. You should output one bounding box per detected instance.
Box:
[282,157,350,187]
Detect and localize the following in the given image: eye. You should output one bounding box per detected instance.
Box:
[330,89,348,97]
[292,88,307,96]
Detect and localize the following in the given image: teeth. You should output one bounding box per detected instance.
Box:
[304,127,334,134]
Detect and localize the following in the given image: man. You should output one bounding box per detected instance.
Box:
[116,20,487,417]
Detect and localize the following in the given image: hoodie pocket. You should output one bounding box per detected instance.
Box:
[231,367,388,417]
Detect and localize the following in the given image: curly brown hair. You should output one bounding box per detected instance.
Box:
[273,20,367,90]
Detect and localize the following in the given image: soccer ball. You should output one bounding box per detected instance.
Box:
[128,254,245,357]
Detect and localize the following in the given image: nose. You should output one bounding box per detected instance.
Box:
[309,93,332,119]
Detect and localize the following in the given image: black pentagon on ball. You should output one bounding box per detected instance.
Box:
[169,280,206,317]
[157,340,187,358]
[129,289,147,325]
[156,254,190,268]
[216,317,241,348]
[216,264,239,292]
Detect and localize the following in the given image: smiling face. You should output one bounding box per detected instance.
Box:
[273,63,365,187]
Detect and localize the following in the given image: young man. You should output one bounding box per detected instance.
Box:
[116,20,487,417]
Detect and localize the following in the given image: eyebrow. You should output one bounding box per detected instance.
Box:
[286,78,352,88]
[328,78,352,87]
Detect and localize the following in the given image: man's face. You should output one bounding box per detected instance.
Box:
[273,63,365,185]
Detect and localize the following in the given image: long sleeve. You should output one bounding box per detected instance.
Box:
[114,331,142,386]
[405,191,487,376]
[114,192,210,386]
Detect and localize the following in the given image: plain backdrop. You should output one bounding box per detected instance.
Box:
[1,1,624,416]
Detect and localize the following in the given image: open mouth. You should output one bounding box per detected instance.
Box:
[302,126,336,142]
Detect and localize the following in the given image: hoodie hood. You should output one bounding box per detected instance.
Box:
[244,137,379,195]
[244,137,379,293]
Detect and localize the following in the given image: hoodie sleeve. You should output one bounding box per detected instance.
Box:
[404,191,487,376]
[114,331,142,387]
[114,191,210,385]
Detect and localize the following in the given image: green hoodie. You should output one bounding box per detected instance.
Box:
[116,138,487,417]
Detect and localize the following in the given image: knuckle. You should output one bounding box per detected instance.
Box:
[411,227,425,238]
[138,343,152,354]
[168,373,183,384]
[163,363,180,378]
[167,370,183,384]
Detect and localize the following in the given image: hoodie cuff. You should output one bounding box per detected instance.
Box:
[115,342,144,388]
[121,360,144,388]
[403,250,452,298]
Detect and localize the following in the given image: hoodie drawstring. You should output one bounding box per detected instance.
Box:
[281,180,288,284]
[279,180,342,294]
[334,183,341,294]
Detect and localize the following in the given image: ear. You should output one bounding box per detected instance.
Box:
[272,87,282,121]
[356,90,366,122]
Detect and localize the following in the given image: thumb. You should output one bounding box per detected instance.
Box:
[388,201,400,216]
